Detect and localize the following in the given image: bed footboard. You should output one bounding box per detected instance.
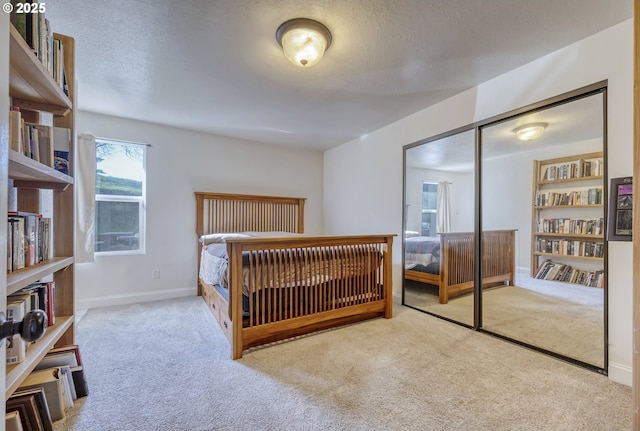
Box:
[226,235,394,359]
[440,229,515,303]
[405,230,516,304]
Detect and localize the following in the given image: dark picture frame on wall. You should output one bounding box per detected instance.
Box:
[607,176,633,241]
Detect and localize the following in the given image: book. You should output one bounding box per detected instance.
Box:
[9,107,22,153]
[38,217,51,262]
[18,367,71,421]
[57,365,77,403]
[39,345,89,397]
[47,344,84,366]
[12,1,28,41]
[34,284,48,321]
[6,299,27,365]
[31,124,53,167]
[46,281,55,326]
[53,151,69,175]
[6,394,42,431]
[23,213,39,267]
[28,124,40,161]
[8,387,54,431]
[8,212,41,267]
[5,410,24,431]
[9,216,25,271]
[7,220,13,273]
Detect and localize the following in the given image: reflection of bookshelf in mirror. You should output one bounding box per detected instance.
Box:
[530,152,605,288]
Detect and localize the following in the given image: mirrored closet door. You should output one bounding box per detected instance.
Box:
[403,129,476,327]
[480,91,606,369]
[403,84,607,370]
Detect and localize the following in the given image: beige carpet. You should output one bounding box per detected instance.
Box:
[53,296,629,431]
[405,282,604,367]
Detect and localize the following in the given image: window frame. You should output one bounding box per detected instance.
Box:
[94,138,147,256]
[421,182,438,237]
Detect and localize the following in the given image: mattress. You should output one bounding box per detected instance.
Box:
[199,232,383,296]
[404,236,440,270]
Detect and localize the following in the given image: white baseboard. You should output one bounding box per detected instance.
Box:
[76,287,197,312]
[607,361,632,387]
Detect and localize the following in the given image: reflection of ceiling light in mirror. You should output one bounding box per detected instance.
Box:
[513,122,548,141]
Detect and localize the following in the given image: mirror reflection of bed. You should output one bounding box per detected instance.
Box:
[403,88,605,370]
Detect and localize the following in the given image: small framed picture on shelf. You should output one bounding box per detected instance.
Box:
[607,176,633,241]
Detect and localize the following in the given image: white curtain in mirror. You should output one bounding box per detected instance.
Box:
[436,181,451,233]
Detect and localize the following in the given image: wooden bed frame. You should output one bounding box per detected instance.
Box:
[195,192,394,359]
[404,230,516,304]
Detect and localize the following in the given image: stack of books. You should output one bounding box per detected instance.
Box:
[6,345,89,428]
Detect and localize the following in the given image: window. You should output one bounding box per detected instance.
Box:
[95,139,146,254]
[421,182,438,236]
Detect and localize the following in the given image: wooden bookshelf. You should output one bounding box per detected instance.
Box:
[9,25,71,115]
[5,316,74,399]
[5,21,76,400]
[531,152,605,287]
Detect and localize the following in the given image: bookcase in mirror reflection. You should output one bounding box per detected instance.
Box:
[530,151,605,288]
[6,20,77,401]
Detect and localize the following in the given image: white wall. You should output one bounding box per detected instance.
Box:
[405,167,474,233]
[323,20,633,385]
[75,111,323,310]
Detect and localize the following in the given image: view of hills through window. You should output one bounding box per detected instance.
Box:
[95,140,146,253]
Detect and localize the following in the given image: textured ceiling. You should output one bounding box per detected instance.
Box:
[45,0,632,151]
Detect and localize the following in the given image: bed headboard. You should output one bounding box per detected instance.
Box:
[194,192,306,236]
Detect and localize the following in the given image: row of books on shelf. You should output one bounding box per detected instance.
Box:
[535,238,604,258]
[9,107,70,174]
[9,0,69,96]
[534,260,604,288]
[541,158,603,181]
[7,281,56,365]
[535,188,603,207]
[6,344,88,430]
[7,211,51,274]
[537,217,604,236]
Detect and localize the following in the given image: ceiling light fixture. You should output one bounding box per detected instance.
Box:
[276,18,332,67]
[513,122,548,141]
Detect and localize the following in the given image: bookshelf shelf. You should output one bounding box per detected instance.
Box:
[5,316,74,400]
[534,232,603,240]
[9,149,73,188]
[531,152,605,287]
[533,204,602,209]
[5,19,77,402]
[9,24,71,115]
[537,175,603,185]
[7,257,74,295]
[533,252,604,261]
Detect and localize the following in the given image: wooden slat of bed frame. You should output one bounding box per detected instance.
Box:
[405,230,515,304]
[238,242,385,325]
[195,192,306,235]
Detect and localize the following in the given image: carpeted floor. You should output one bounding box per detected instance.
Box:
[53,296,630,431]
[404,279,604,367]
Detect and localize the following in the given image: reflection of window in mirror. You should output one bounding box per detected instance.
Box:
[421,182,438,236]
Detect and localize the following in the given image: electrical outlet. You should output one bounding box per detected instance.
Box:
[151,269,160,279]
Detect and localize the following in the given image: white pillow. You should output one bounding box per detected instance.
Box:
[240,231,305,238]
[404,230,421,238]
[199,233,250,245]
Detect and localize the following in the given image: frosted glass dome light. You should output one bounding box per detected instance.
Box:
[276,18,332,67]
[513,123,548,141]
